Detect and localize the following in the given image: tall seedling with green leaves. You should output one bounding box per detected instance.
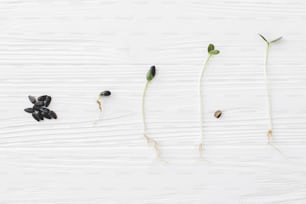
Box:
[259,34,282,144]
[142,65,160,158]
[198,44,220,157]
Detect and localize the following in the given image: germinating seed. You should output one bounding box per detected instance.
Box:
[25,95,57,122]
[142,65,160,158]
[97,90,112,112]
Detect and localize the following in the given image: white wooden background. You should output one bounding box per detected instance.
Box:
[1,0,306,203]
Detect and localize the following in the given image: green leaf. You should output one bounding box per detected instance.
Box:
[209,50,220,55]
[208,44,214,52]
[258,34,268,42]
[270,36,282,43]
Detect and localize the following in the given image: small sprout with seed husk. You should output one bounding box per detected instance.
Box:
[198,43,220,158]
[142,65,160,158]
[96,90,111,112]
[259,34,283,144]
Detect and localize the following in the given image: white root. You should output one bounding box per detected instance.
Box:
[96,98,102,112]
[144,134,160,159]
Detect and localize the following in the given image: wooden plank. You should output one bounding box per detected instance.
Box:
[1,0,306,203]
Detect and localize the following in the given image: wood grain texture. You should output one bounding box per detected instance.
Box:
[1,0,306,203]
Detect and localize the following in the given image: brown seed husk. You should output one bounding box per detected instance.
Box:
[214,110,222,119]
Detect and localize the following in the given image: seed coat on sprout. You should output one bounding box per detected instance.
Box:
[142,65,160,158]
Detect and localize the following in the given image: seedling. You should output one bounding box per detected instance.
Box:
[142,65,160,158]
[198,44,220,157]
[259,34,282,144]
[96,90,111,112]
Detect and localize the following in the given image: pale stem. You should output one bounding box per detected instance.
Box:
[142,80,160,158]
[198,54,212,157]
[264,42,273,143]
[142,81,149,132]
[93,97,103,126]
[96,96,102,112]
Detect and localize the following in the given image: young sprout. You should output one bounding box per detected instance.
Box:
[259,34,282,144]
[96,90,111,112]
[198,44,220,157]
[142,65,160,158]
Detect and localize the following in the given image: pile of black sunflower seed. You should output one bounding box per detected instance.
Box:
[24,95,57,122]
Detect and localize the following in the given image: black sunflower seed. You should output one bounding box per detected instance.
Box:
[37,112,44,120]
[32,112,40,122]
[40,107,50,113]
[35,101,44,106]
[49,111,57,119]
[42,112,51,119]
[28,95,36,104]
[38,95,47,101]
[24,108,34,113]
[26,94,57,122]
[45,96,52,107]
[33,105,41,111]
